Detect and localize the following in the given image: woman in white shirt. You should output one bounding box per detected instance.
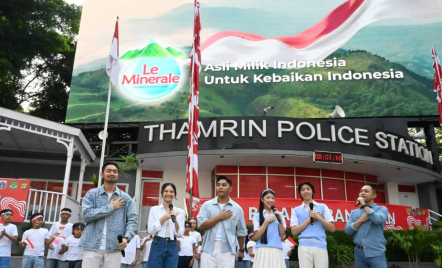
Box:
[147,183,185,268]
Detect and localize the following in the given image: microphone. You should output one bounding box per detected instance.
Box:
[309,203,314,225]
[117,235,125,257]
[355,200,361,206]
[169,204,176,223]
[270,205,282,224]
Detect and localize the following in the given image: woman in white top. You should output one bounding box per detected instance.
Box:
[147,183,185,268]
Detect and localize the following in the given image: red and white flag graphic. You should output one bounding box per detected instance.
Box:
[186,0,201,201]
[201,0,442,66]
[25,238,35,249]
[106,18,119,86]
[432,47,442,125]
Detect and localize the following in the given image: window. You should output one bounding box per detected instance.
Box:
[268,176,294,198]
[239,175,266,198]
[322,179,345,200]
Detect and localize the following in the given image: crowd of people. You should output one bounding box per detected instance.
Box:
[0,161,389,268]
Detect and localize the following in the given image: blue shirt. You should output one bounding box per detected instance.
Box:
[197,197,247,254]
[344,203,388,258]
[80,186,138,252]
[253,212,284,250]
[293,203,328,249]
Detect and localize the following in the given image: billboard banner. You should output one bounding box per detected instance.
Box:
[0,179,30,223]
[67,0,442,123]
[184,198,431,230]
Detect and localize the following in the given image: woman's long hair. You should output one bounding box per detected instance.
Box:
[259,189,275,245]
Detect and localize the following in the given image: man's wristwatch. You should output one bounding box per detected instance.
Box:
[360,204,368,209]
[239,249,244,253]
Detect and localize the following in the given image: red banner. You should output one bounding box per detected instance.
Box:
[185,198,430,230]
[0,179,31,223]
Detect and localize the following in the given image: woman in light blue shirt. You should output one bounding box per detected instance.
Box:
[251,189,286,268]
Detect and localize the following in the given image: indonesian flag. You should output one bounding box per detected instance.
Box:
[432,47,442,125]
[186,0,201,201]
[201,0,442,66]
[24,238,35,249]
[106,18,119,86]
[285,236,297,247]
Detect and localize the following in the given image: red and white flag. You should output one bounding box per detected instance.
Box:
[24,238,35,249]
[432,47,442,125]
[186,0,201,201]
[201,0,442,66]
[106,18,119,86]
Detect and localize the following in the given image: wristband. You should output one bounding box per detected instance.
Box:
[239,249,244,253]
[361,204,368,209]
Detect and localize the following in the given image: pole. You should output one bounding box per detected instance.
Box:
[98,82,112,187]
[189,188,193,218]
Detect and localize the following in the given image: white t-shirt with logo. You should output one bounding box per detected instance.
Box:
[246,241,256,262]
[179,235,197,257]
[189,231,201,245]
[22,228,49,256]
[99,193,114,250]
[214,203,226,240]
[46,222,73,260]
[64,236,83,261]
[282,242,291,260]
[121,235,140,264]
[0,224,18,257]
[142,237,153,262]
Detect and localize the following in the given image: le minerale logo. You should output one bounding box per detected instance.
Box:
[120,39,184,100]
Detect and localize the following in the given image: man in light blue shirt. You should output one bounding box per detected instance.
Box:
[345,183,388,268]
[197,176,247,268]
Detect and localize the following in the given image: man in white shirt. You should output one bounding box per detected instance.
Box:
[120,233,140,267]
[178,222,197,268]
[46,208,73,268]
[0,209,18,268]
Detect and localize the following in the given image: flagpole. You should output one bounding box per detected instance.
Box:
[189,187,193,217]
[98,81,112,187]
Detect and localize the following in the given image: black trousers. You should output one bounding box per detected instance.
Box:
[178,256,193,268]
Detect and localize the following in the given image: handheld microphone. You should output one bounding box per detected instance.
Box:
[169,204,176,223]
[271,205,282,224]
[355,200,361,206]
[117,235,125,257]
[309,203,314,225]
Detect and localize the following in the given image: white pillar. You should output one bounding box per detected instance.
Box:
[61,141,75,209]
[385,182,400,205]
[77,157,87,202]
[134,167,142,213]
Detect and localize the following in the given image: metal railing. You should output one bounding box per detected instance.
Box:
[429,209,442,223]
[25,189,80,224]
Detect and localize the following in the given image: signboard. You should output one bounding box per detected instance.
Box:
[0,179,31,223]
[138,117,436,170]
[185,198,431,231]
[67,0,442,123]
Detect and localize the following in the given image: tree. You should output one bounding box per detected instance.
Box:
[0,0,81,122]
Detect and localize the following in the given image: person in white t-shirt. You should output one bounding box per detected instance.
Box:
[120,232,140,267]
[0,209,18,268]
[178,222,196,268]
[140,235,153,268]
[281,234,294,268]
[246,231,256,264]
[19,213,49,268]
[60,222,84,268]
[46,208,73,268]
[188,218,201,268]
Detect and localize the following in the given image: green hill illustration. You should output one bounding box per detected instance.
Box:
[66,50,438,123]
[120,42,185,60]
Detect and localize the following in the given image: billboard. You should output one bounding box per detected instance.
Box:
[184,198,431,231]
[67,0,442,123]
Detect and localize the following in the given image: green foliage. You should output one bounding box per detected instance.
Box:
[0,0,81,122]
[432,244,442,268]
[90,173,99,186]
[118,153,137,173]
[386,227,439,268]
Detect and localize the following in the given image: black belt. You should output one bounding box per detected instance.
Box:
[355,245,363,249]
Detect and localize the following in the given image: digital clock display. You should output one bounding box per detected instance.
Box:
[313,151,343,164]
